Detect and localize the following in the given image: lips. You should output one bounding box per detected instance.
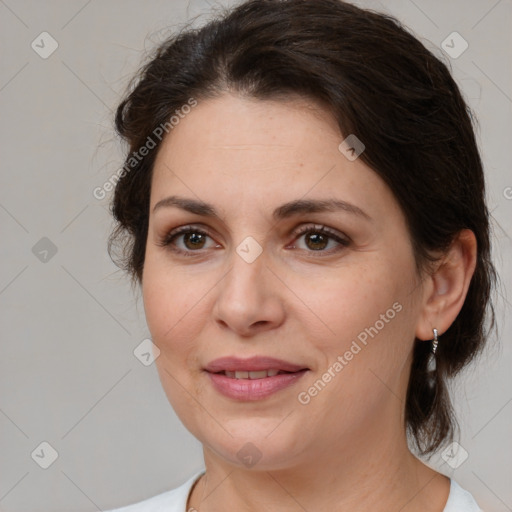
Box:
[204,356,308,376]
[205,357,309,400]
[204,357,309,399]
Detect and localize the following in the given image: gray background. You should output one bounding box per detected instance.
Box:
[0,0,511,510]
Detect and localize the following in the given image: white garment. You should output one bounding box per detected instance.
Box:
[104,470,483,511]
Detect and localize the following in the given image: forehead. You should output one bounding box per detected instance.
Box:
[150,93,397,222]
[159,94,337,160]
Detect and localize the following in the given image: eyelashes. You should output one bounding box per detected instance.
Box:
[288,224,350,254]
[157,226,220,256]
[156,223,350,258]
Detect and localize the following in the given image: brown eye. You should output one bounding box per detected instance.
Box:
[304,232,329,251]
[182,232,208,250]
[157,226,219,257]
[290,224,350,256]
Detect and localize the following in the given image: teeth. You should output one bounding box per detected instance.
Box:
[224,369,282,379]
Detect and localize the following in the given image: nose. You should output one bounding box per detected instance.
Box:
[212,245,286,338]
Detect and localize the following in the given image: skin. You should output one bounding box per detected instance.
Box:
[142,93,477,512]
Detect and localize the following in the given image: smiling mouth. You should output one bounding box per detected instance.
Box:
[206,366,309,400]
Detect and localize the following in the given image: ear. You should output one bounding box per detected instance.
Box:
[415,229,477,341]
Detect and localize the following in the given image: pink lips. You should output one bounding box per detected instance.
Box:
[204,356,309,401]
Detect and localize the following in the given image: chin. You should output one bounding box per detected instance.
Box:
[200,424,307,471]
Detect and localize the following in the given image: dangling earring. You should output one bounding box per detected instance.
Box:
[427,328,439,383]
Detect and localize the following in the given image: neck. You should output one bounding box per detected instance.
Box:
[187,418,450,512]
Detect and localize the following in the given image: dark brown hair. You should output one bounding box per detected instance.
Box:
[109,0,497,456]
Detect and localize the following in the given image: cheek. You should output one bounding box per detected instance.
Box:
[293,257,417,403]
[142,255,208,351]
[324,273,415,390]
[293,259,407,346]
[142,260,212,418]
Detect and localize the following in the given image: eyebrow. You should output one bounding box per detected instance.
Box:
[153,195,371,221]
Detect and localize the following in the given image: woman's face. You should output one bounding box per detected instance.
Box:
[143,93,427,470]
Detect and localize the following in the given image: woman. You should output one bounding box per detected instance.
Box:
[105,0,496,510]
